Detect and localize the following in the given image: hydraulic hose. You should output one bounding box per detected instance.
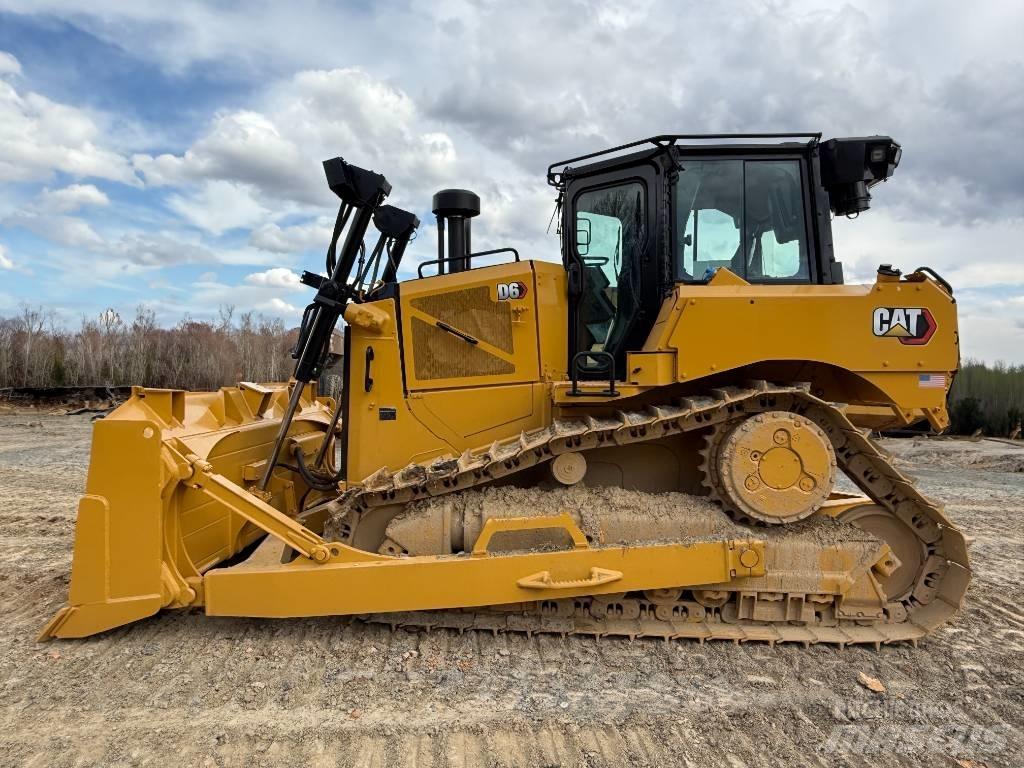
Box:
[294,442,346,491]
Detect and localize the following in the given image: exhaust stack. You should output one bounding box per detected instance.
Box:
[432,189,480,273]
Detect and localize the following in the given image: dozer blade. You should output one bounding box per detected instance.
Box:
[40,382,334,640]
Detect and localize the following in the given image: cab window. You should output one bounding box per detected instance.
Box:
[574,182,645,354]
[678,160,743,278]
[676,159,809,281]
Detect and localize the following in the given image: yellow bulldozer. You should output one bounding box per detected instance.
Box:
[41,133,970,646]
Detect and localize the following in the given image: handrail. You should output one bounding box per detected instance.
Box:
[547,133,823,187]
[567,350,618,397]
[913,266,954,296]
[417,247,521,278]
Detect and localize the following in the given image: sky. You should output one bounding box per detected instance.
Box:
[0,0,1021,362]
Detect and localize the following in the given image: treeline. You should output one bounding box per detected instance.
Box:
[949,360,1024,437]
[0,305,299,393]
[2,306,1021,436]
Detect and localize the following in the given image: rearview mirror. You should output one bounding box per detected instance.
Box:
[576,218,591,256]
[576,212,622,270]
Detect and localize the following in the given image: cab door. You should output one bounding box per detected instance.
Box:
[565,162,661,379]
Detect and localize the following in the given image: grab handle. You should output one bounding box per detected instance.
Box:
[471,512,588,556]
[517,567,623,591]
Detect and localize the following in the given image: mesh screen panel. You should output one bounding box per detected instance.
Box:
[411,316,515,380]
[410,286,514,354]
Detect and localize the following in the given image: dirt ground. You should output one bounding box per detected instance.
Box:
[1,413,1022,768]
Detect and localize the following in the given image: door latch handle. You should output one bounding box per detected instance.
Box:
[364,346,374,392]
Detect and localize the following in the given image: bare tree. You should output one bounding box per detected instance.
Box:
[0,306,304,391]
[18,305,49,386]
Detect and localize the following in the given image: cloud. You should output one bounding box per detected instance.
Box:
[956,312,1024,366]
[832,212,1024,291]
[1,183,113,250]
[244,267,303,290]
[0,54,138,186]
[133,110,313,201]
[128,64,556,276]
[166,180,268,235]
[4,211,104,248]
[37,183,110,213]
[249,219,331,253]
[262,297,300,315]
[0,51,20,77]
[0,243,13,269]
[170,273,307,320]
[6,2,1023,225]
[417,3,1024,227]
[103,230,282,268]
[107,231,215,267]
[134,68,463,212]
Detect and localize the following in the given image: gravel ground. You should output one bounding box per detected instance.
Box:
[0,412,1022,767]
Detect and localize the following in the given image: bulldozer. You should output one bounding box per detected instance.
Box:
[40,132,970,646]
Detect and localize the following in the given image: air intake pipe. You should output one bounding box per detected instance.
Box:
[432,189,480,273]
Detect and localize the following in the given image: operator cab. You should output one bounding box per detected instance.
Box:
[551,133,901,380]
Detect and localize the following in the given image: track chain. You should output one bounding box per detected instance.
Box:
[340,382,970,646]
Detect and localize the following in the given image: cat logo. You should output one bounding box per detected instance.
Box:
[872,307,937,345]
[496,281,528,301]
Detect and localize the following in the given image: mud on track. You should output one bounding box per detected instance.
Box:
[1,414,1022,767]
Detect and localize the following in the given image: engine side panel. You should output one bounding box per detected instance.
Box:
[646,271,958,428]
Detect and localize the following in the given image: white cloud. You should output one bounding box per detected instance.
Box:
[128,65,553,283]
[133,68,464,214]
[1,183,113,251]
[37,183,110,213]
[249,219,331,253]
[103,230,282,268]
[0,51,21,77]
[4,211,104,248]
[133,110,312,200]
[0,70,138,186]
[262,297,301,315]
[832,212,1024,291]
[0,243,13,269]
[957,311,1024,365]
[162,273,308,321]
[244,267,303,290]
[166,180,268,235]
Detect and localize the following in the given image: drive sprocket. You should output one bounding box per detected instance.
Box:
[700,411,836,525]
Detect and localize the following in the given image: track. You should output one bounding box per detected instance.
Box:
[338,383,971,646]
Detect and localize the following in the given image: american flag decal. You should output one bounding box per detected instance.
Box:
[918,374,947,388]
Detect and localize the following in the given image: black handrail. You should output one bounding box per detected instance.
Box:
[547,133,823,187]
[913,266,954,296]
[417,247,521,278]
[567,351,618,397]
